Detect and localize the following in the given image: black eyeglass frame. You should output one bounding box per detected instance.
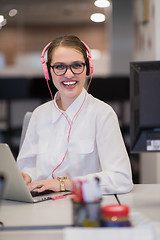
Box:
[50,62,86,76]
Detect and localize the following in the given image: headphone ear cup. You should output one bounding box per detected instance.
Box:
[86,58,90,76]
[47,62,52,81]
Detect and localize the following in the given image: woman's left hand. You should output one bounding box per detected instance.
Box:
[28,178,73,193]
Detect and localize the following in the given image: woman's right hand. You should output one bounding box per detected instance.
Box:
[20,171,32,185]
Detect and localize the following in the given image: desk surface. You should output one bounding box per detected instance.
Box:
[0,194,117,228]
[117,184,160,222]
[1,184,160,239]
[0,230,63,240]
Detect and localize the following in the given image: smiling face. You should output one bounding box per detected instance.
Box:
[50,46,87,110]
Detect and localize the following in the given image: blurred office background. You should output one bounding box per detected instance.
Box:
[0,0,160,184]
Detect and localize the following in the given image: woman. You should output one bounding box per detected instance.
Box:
[17,35,133,194]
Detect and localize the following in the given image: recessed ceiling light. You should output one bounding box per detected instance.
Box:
[90,13,105,23]
[94,0,110,8]
[0,15,4,23]
[9,9,18,17]
[1,18,7,26]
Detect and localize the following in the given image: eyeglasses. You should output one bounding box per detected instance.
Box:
[50,62,86,76]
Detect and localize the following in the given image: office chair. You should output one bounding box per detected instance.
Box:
[19,112,32,149]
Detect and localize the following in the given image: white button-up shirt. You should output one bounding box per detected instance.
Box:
[17,88,133,194]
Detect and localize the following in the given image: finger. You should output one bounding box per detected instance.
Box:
[20,171,25,178]
[37,186,47,192]
[20,172,31,185]
[28,182,42,192]
[30,180,47,191]
[25,177,31,185]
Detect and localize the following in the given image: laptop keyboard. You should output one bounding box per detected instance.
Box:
[31,190,54,197]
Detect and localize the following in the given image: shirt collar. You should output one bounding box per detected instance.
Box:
[65,88,87,122]
[50,92,64,124]
[51,88,87,124]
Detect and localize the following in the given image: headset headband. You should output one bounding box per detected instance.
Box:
[41,39,93,81]
[41,42,52,81]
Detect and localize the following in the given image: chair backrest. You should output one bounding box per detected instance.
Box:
[19,112,32,149]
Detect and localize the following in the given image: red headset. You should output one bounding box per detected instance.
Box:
[41,40,93,81]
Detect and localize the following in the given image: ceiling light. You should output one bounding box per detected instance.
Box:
[94,0,110,8]
[90,13,105,23]
[9,9,18,17]
[1,19,7,27]
[0,15,4,23]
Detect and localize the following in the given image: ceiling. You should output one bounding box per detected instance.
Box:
[0,0,111,26]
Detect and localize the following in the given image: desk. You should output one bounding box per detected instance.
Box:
[0,195,117,228]
[0,184,160,239]
[0,194,117,240]
[117,184,160,222]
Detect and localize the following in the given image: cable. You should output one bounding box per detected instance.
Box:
[48,75,93,179]
[114,194,121,205]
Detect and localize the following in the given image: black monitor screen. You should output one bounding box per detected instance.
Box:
[130,61,160,152]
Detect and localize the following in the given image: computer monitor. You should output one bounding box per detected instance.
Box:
[130,61,160,152]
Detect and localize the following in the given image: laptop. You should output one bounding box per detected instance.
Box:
[0,174,5,198]
[0,143,70,203]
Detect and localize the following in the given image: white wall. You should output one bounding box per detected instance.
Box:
[133,0,156,60]
[110,0,134,75]
[155,0,160,59]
